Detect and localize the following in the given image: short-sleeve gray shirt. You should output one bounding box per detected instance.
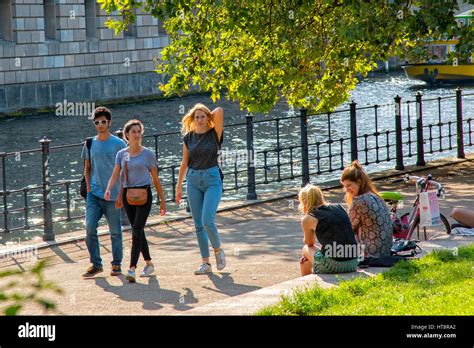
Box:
[115,147,158,188]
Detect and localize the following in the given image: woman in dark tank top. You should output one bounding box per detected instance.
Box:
[183,127,223,170]
[299,184,360,275]
[175,103,226,275]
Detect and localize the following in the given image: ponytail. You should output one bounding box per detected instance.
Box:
[340,160,380,205]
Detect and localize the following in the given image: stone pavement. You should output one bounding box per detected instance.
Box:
[0,156,473,315]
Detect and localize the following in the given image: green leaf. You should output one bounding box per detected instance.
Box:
[5,304,22,316]
[37,298,56,310]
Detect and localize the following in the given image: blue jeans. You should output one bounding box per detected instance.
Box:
[85,192,123,267]
[186,166,222,259]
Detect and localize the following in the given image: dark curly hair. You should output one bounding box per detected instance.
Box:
[92,106,112,121]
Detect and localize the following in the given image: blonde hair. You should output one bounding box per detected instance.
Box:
[123,119,144,143]
[340,160,380,205]
[298,184,327,215]
[181,103,214,134]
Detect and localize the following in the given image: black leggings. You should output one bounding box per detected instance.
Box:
[123,186,152,268]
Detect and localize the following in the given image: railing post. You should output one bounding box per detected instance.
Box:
[0,153,8,233]
[300,108,310,186]
[246,113,257,200]
[350,101,358,162]
[114,128,131,226]
[40,137,54,241]
[394,95,405,170]
[415,92,426,166]
[456,87,465,159]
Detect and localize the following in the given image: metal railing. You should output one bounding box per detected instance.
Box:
[0,88,473,241]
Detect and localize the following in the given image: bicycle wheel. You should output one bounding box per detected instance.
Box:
[407,213,451,240]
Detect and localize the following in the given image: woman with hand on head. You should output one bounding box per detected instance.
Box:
[105,119,166,283]
[175,104,226,275]
[340,160,393,258]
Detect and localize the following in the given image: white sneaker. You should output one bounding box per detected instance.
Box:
[126,269,136,283]
[140,263,155,277]
[194,263,212,275]
[215,250,226,271]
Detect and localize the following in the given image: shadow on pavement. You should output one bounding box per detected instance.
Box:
[203,272,261,296]
[49,245,77,264]
[94,276,199,312]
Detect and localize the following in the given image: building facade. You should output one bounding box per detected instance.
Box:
[0,0,168,115]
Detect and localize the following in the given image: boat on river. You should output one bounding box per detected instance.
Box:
[403,9,474,84]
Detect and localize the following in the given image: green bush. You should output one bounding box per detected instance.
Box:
[0,260,62,315]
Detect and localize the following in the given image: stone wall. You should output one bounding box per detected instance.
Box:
[0,0,167,115]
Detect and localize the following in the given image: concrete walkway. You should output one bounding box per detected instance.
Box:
[0,156,473,315]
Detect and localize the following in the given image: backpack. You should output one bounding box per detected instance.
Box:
[358,255,406,268]
[358,239,422,268]
[391,238,422,257]
[80,137,93,199]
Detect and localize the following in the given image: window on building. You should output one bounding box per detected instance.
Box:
[0,0,13,41]
[124,9,136,37]
[124,23,136,37]
[85,0,97,38]
[158,19,166,36]
[44,0,57,40]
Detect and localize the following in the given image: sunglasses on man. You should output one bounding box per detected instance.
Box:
[93,120,109,125]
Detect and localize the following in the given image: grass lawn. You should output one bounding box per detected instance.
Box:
[257,244,474,316]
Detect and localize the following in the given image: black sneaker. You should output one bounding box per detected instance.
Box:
[111,265,122,276]
[83,265,103,278]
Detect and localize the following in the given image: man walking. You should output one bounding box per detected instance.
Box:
[82,107,127,277]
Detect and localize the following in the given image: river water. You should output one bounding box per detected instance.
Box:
[1,71,473,242]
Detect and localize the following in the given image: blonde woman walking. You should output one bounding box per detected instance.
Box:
[175,104,226,275]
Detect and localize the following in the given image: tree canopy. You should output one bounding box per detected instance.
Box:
[97,0,474,113]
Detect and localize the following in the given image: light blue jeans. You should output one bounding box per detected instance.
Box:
[186,166,222,259]
[85,192,123,267]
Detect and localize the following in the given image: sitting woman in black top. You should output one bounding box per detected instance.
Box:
[299,184,360,275]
